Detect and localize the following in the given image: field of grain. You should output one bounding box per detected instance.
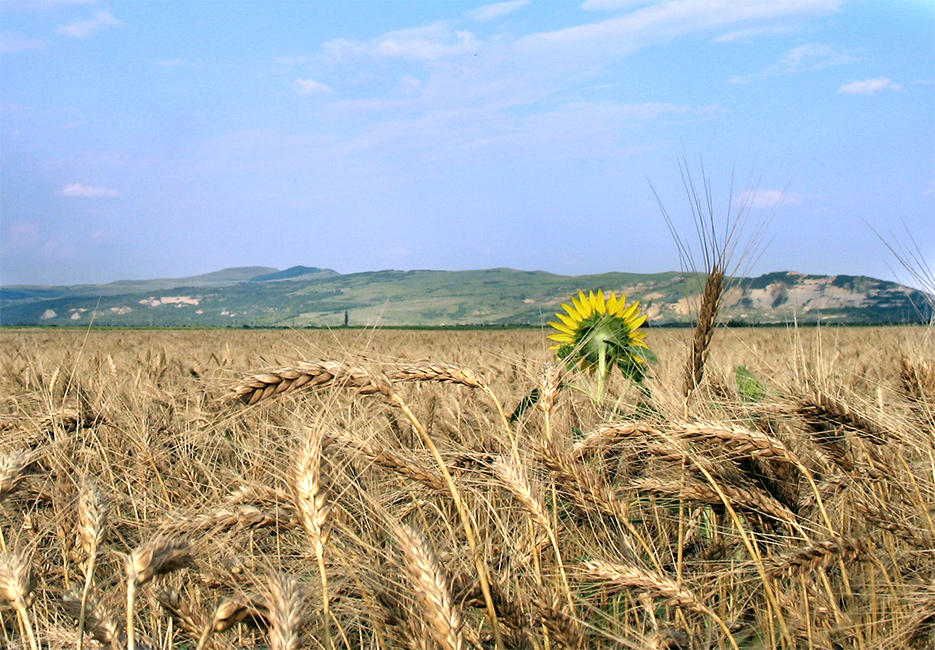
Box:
[1,325,933,650]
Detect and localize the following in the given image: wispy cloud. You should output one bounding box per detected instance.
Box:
[521,1,840,56]
[61,183,119,198]
[741,188,803,209]
[274,54,317,66]
[730,42,859,83]
[325,23,479,61]
[154,58,200,69]
[0,30,45,52]
[294,78,332,95]
[56,10,121,38]
[3,0,98,10]
[581,0,654,10]
[838,77,903,95]
[469,0,529,22]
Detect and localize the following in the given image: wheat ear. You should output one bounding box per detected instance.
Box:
[670,422,799,464]
[493,458,573,611]
[63,589,124,650]
[374,376,506,650]
[396,524,464,650]
[582,559,710,614]
[77,479,109,650]
[125,537,190,650]
[570,422,656,460]
[233,360,381,404]
[684,266,724,410]
[265,573,306,650]
[293,427,333,650]
[326,428,447,491]
[798,391,893,445]
[0,450,31,553]
[637,478,798,526]
[392,363,517,454]
[764,537,866,579]
[0,450,30,501]
[0,551,39,650]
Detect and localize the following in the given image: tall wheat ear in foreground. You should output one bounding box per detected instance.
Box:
[0,325,933,649]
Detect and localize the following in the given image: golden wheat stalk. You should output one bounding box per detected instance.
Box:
[582,559,710,614]
[293,428,333,650]
[265,573,305,650]
[0,551,39,650]
[233,360,381,404]
[570,422,656,460]
[798,391,893,444]
[0,450,30,501]
[392,363,517,452]
[325,428,447,492]
[125,537,191,650]
[156,588,204,642]
[684,267,725,407]
[636,478,799,525]
[373,377,506,650]
[905,582,935,650]
[854,500,934,549]
[900,357,935,401]
[63,589,123,650]
[532,587,587,650]
[764,537,866,579]
[493,458,573,610]
[538,438,630,521]
[77,479,109,650]
[397,524,464,650]
[670,422,799,464]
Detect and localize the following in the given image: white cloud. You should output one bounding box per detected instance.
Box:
[582,0,653,10]
[730,43,860,83]
[519,2,841,67]
[294,78,333,95]
[325,23,479,61]
[741,188,803,209]
[61,183,119,197]
[0,30,45,52]
[56,10,121,38]
[470,0,529,22]
[274,54,317,66]
[399,74,423,95]
[838,77,903,95]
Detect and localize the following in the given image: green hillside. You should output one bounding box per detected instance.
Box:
[1,267,930,327]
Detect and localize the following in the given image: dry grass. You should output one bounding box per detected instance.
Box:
[0,324,933,649]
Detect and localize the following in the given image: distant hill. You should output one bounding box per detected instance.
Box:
[0,266,930,327]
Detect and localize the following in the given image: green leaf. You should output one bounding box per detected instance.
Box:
[509,388,541,423]
[736,365,766,402]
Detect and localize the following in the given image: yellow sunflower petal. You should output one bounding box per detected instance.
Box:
[621,302,640,322]
[606,292,619,314]
[573,293,592,319]
[556,312,579,329]
[629,313,648,331]
[595,289,606,313]
[562,302,581,320]
[547,321,575,336]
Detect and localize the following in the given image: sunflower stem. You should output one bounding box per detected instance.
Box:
[597,347,608,406]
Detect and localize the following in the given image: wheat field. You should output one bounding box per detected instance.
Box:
[1,324,933,650]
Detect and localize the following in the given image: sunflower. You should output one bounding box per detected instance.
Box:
[548,290,653,389]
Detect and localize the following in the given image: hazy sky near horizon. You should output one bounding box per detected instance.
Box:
[1,0,933,287]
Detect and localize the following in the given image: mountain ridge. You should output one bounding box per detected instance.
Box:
[1,266,930,327]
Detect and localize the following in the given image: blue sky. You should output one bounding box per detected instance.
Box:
[1,0,932,287]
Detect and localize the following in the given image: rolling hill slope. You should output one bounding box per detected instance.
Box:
[1,267,930,327]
